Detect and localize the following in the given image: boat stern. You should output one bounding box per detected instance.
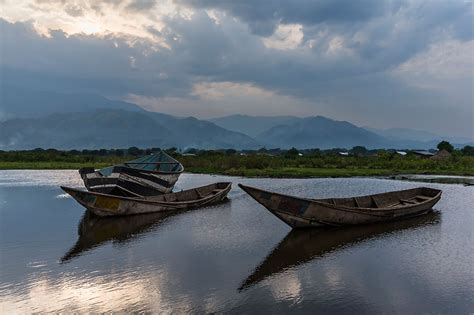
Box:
[61,186,97,208]
[78,167,95,179]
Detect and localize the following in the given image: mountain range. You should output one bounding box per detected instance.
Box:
[209,115,300,138]
[256,116,387,149]
[1,86,472,150]
[210,114,473,149]
[0,110,259,150]
[364,127,473,145]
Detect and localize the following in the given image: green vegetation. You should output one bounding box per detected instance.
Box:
[178,150,474,177]
[461,145,474,156]
[1,146,473,177]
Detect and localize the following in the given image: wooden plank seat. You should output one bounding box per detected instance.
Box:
[414,195,432,200]
[163,194,177,202]
[371,196,380,208]
[353,197,361,208]
[195,189,204,199]
[117,186,144,198]
[400,198,417,204]
[386,195,432,208]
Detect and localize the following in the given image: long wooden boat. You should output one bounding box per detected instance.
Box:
[61,182,232,217]
[79,150,184,196]
[239,210,440,290]
[238,184,442,228]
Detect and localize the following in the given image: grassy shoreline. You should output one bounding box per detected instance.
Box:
[1,162,473,178]
[2,149,473,177]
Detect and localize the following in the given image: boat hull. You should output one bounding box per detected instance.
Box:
[62,182,231,217]
[238,184,442,228]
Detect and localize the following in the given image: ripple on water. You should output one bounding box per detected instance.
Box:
[0,170,84,187]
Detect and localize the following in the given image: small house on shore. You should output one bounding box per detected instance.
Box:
[412,150,435,158]
[431,149,451,160]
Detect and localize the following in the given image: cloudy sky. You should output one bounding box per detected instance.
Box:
[1,0,473,138]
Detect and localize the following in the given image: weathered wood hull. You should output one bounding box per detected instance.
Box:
[62,182,231,217]
[238,184,442,228]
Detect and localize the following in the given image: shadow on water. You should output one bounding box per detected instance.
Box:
[389,175,474,185]
[61,210,186,263]
[239,211,441,291]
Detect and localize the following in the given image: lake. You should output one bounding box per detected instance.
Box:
[0,171,473,313]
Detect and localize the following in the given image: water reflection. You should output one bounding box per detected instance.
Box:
[61,210,184,262]
[239,211,441,291]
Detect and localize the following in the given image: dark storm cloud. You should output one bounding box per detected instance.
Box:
[169,3,470,101]
[34,0,85,17]
[178,0,396,35]
[2,0,471,98]
[178,0,472,32]
[336,1,473,72]
[170,0,473,89]
[64,4,84,17]
[1,0,470,100]
[125,0,156,12]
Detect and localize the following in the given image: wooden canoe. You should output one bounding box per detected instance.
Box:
[238,184,442,228]
[239,210,440,290]
[61,182,231,217]
[79,150,184,196]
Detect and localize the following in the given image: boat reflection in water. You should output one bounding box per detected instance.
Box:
[239,211,440,291]
[61,210,185,263]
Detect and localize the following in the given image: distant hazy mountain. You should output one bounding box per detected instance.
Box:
[365,127,473,144]
[0,109,260,150]
[4,109,468,150]
[256,116,388,149]
[150,113,259,149]
[2,84,471,150]
[209,114,300,137]
[0,84,142,120]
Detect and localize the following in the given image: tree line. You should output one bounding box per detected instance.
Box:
[1,141,473,163]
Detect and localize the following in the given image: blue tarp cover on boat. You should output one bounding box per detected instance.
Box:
[98,151,181,176]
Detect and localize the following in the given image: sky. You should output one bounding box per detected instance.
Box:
[0,0,473,138]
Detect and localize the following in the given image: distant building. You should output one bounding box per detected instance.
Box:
[338,152,349,156]
[431,149,451,160]
[396,151,407,156]
[412,150,435,158]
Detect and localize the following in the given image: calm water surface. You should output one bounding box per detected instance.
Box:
[0,171,473,313]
